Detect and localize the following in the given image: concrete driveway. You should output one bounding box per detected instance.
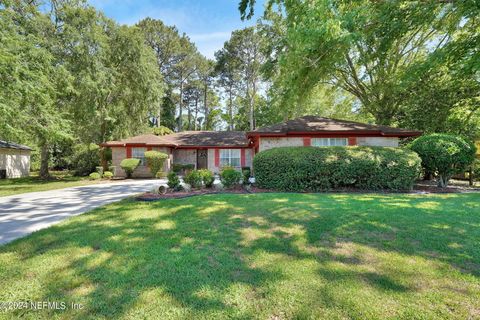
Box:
[0,179,161,245]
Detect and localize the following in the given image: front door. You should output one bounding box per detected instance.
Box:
[197,149,208,169]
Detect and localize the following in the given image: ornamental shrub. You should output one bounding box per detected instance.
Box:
[242,167,251,185]
[120,158,141,178]
[221,166,242,188]
[199,169,214,188]
[253,146,422,191]
[167,172,181,190]
[144,150,168,177]
[103,171,113,179]
[409,134,476,187]
[89,172,101,180]
[71,143,100,176]
[184,170,203,188]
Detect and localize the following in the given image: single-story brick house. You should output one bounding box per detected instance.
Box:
[101,116,421,178]
[0,140,32,179]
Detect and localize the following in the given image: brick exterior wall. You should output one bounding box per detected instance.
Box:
[111,147,173,178]
[259,137,304,152]
[356,137,399,147]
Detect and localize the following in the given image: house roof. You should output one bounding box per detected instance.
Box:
[249,116,422,137]
[101,131,250,148]
[0,140,32,151]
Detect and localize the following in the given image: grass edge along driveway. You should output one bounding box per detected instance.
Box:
[0,192,479,319]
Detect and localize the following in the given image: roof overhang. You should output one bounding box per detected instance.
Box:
[246,130,422,138]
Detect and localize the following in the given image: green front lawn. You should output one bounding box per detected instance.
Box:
[1,193,479,319]
[0,171,106,197]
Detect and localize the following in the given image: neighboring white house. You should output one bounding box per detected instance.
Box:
[0,140,32,179]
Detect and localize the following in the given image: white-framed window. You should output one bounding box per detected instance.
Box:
[311,138,348,147]
[220,149,241,167]
[132,147,147,165]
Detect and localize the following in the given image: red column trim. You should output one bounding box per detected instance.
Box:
[126,146,132,158]
[240,149,246,167]
[303,137,311,146]
[214,149,220,167]
[348,137,357,146]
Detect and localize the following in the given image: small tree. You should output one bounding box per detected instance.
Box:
[120,158,141,178]
[409,134,476,187]
[144,150,168,177]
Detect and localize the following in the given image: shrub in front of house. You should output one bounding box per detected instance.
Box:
[120,158,141,178]
[184,170,203,188]
[155,171,167,179]
[253,146,422,191]
[199,169,214,188]
[221,166,242,188]
[409,133,476,187]
[71,143,100,176]
[242,167,251,185]
[89,172,101,180]
[103,171,113,179]
[167,172,181,191]
[144,150,168,177]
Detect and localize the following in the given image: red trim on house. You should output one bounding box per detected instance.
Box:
[303,137,311,146]
[147,146,152,151]
[241,149,246,167]
[174,145,250,149]
[214,149,220,167]
[126,146,132,158]
[247,130,421,138]
[348,137,357,146]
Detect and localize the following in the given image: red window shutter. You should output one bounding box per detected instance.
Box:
[126,146,132,158]
[303,137,311,146]
[241,149,246,167]
[147,146,152,151]
[215,149,220,167]
[348,137,357,146]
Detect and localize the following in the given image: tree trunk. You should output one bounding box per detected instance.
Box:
[203,80,209,130]
[249,80,256,130]
[178,77,184,131]
[194,98,198,131]
[437,174,449,188]
[39,142,50,179]
[228,85,234,131]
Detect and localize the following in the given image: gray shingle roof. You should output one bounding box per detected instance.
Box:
[0,140,32,151]
[102,131,250,147]
[250,116,422,136]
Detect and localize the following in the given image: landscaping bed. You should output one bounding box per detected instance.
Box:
[136,180,480,201]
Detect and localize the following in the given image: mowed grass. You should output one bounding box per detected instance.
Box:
[0,171,104,197]
[0,193,479,319]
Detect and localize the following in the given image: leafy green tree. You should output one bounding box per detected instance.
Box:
[409,134,477,187]
[240,0,478,127]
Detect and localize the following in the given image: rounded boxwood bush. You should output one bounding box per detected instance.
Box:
[103,171,113,179]
[167,172,181,190]
[120,158,141,178]
[253,146,422,191]
[184,170,203,189]
[199,169,215,188]
[144,150,168,177]
[221,166,242,188]
[409,133,476,187]
[89,172,101,180]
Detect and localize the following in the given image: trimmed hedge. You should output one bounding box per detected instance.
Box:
[253,146,422,191]
[120,158,141,178]
[144,150,168,177]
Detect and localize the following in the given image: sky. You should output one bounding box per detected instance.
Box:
[87,0,265,59]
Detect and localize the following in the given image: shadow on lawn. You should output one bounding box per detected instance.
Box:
[2,192,479,318]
